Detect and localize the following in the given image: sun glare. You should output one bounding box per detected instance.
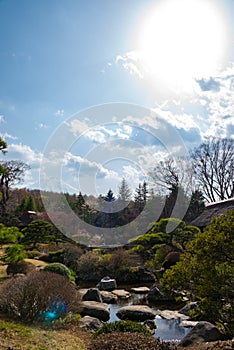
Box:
[137,0,230,93]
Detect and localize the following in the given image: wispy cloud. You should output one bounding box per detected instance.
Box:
[67,119,132,144]
[115,51,144,79]
[196,63,234,138]
[0,132,18,140]
[64,152,119,180]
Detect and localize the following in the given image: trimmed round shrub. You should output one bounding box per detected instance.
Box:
[93,320,151,339]
[43,263,71,279]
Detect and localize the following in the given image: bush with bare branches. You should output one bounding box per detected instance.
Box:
[0,271,81,322]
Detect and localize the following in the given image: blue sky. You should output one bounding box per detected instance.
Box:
[1,0,234,196]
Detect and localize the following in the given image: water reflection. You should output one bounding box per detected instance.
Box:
[107,293,190,341]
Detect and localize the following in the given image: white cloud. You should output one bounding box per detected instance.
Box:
[196,63,234,138]
[7,143,42,166]
[115,51,144,79]
[66,119,90,135]
[0,143,43,189]
[64,152,119,180]
[0,132,17,140]
[0,115,5,123]
[67,119,132,144]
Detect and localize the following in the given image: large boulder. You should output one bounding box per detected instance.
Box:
[131,286,150,294]
[82,288,102,302]
[112,289,131,299]
[100,291,118,304]
[147,284,175,303]
[97,276,117,291]
[116,305,155,321]
[78,316,103,332]
[80,301,110,321]
[158,310,189,320]
[179,321,224,347]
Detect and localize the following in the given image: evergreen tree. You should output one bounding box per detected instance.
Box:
[134,181,148,212]
[104,189,115,202]
[184,190,205,223]
[27,196,37,211]
[22,220,56,248]
[118,178,132,202]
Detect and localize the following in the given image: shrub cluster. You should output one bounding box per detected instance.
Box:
[93,320,151,339]
[0,271,81,322]
[90,332,177,350]
[76,249,139,282]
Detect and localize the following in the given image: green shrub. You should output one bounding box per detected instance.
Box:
[39,249,64,263]
[161,210,234,338]
[93,320,151,339]
[131,244,144,253]
[49,312,82,329]
[26,250,41,259]
[76,251,103,281]
[43,263,71,279]
[4,244,27,263]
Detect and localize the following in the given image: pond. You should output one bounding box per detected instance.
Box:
[107,292,190,341]
[79,282,191,341]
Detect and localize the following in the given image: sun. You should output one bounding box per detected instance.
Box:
[137,0,230,93]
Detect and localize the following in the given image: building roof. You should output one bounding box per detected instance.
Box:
[190,197,234,228]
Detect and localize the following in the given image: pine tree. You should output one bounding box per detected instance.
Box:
[134,181,148,212]
[27,196,37,211]
[118,178,132,202]
[104,189,115,202]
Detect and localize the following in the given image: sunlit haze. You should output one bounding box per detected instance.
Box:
[137,0,231,93]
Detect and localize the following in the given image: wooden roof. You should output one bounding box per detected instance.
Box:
[190,197,234,228]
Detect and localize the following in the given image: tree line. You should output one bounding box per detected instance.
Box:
[0,135,233,243]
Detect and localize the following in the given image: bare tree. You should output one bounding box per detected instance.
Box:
[191,137,234,202]
[149,157,194,194]
[0,160,30,214]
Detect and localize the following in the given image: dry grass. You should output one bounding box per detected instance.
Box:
[0,264,7,277]
[0,318,91,350]
[24,258,48,267]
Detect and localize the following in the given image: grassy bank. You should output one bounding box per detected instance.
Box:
[0,318,91,350]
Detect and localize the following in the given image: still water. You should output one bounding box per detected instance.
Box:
[107,292,190,341]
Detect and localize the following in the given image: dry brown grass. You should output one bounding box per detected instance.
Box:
[24,258,48,267]
[0,317,90,349]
